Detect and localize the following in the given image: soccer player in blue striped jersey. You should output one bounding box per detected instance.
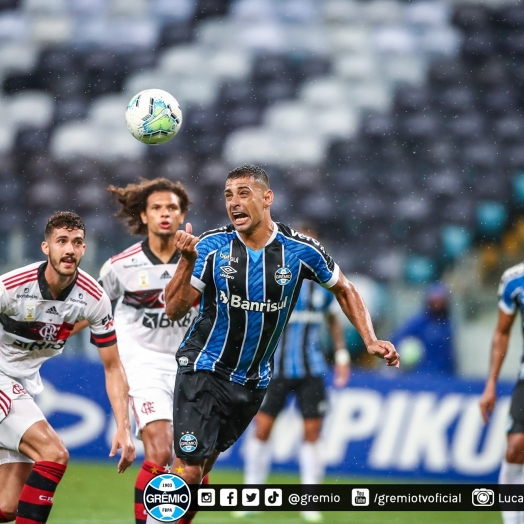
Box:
[480,263,524,524]
[165,164,399,497]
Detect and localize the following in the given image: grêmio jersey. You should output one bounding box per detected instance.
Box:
[273,280,334,379]
[99,240,198,380]
[178,222,339,389]
[0,261,116,396]
[498,262,524,378]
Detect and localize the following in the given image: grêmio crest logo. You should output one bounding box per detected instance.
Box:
[143,474,191,522]
[219,291,288,312]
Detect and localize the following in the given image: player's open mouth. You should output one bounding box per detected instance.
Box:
[232,212,249,225]
[61,258,75,266]
[160,221,171,229]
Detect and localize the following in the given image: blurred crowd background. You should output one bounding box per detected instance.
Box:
[0,0,520,379]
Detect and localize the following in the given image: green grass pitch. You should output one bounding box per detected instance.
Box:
[48,461,501,524]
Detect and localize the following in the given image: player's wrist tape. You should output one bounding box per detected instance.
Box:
[335,349,350,365]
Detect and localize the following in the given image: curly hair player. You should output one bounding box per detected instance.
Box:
[75,178,207,524]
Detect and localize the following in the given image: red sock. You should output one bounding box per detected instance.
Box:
[134,461,169,524]
[178,474,210,524]
[16,461,66,524]
[0,508,12,522]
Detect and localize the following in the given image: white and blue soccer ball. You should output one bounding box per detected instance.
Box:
[125,89,183,145]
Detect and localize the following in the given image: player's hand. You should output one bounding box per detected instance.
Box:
[334,362,350,388]
[174,223,199,262]
[367,340,400,368]
[110,427,136,473]
[479,383,497,424]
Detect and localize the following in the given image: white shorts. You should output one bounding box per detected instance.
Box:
[0,374,45,459]
[129,373,176,440]
[0,448,33,465]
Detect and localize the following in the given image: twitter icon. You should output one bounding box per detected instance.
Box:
[242,489,260,507]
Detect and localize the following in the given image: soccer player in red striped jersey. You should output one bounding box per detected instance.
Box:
[0,211,135,524]
[95,179,205,524]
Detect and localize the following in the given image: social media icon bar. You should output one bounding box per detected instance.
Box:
[352,488,370,506]
[220,489,238,507]
[242,489,260,506]
[198,488,215,507]
[264,489,282,507]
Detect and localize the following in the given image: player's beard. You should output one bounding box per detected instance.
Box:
[49,254,79,278]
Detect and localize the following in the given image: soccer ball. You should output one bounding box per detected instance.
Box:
[125,89,183,145]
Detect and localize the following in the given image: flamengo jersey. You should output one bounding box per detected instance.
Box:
[273,280,334,379]
[99,240,197,381]
[498,262,524,378]
[0,261,116,396]
[178,222,339,389]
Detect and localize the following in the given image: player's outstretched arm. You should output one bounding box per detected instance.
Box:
[98,343,135,472]
[165,222,201,321]
[330,271,400,368]
[480,310,515,424]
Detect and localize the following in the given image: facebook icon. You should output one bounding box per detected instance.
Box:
[220,489,238,506]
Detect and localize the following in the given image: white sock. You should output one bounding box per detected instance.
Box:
[244,437,271,484]
[499,460,524,524]
[299,441,324,485]
[146,515,171,523]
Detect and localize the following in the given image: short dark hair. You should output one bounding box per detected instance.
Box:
[227,164,270,188]
[45,211,86,239]
[107,178,191,235]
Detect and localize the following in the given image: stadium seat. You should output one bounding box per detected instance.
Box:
[441,225,471,259]
[329,26,370,53]
[322,0,361,25]
[0,11,28,42]
[477,201,508,238]
[404,255,436,284]
[513,173,524,205]
[364,0,402,25]
[8,90,54,129]
[30,14,74,45]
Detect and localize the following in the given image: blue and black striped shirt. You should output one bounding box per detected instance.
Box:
[177,222,339,388]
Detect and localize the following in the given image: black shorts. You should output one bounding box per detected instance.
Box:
[259,376,327,419]
[508,379,524,434]
[173,371,266,459]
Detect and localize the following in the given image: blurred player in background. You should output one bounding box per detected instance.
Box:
[97,178,205,524]
[237,224,350,523]
[0,211,134,524]
[480,263,524,524]
[165,164,399,519]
